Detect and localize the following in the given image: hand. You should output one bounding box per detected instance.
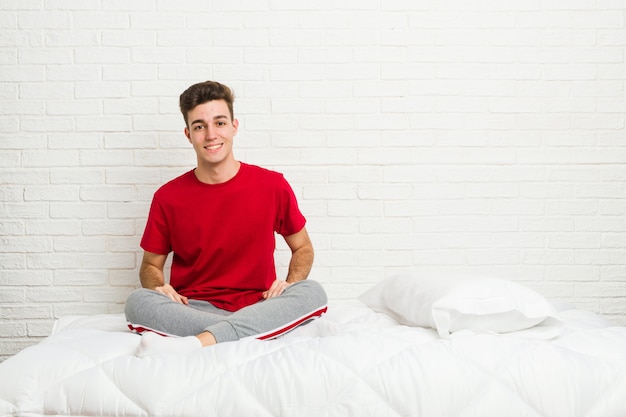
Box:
[262,279,292,299]
[154,283,189,305]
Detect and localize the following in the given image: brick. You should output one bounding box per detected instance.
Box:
[133,150,193,167]
[549,233,602,249]
[492,233,544,248]
[24,185,79,201]
[0,151,19,167]
[576,217,626,232]
[326,166,381,184]
[573,116,624,130]
[413,250,466,266]
[576,183,626,199]
[0,202,49,219]
[27,320,54,337]
[50,168,105,184]
[83,286,134,303]
[543,29,596,46]
[81,253,136,269]
[467,249,520,265]
[599,298,626,316]
[0,305,52,320]
[105,168,161,185]
[572,80,624,97]
[45,31,99,47]
[80,150,134,167]
[108,236,141,252]
[25,220,81,236]
[546,200,598,215]
[49,203,106,219]
[520,217,575,232]
[73,11,129,29]
[110,269,140,286]
[75,81,130,98]
[359,217,411,234]
[385,234,437,251]
[25,287,82,302]
[547,266,600,281]
[18,11,70,29]
[46,64,99,82]
[599,200,626,215]
[573,148,626,164]
[412,216,467,233]
[357,249,412,267]
[0,287,25,302]
[0,340,40,358]
[54,236,106,252]
[133,114,182,132]
[0,0,41,10]
[47,99,100,116]
[325,63,379,80]
[381,96,433,113]
[20,81,73,99]
[53,270,108,286]
[76,116,132,132]
[523,249,575,265]
[82,220,135,236]
[0,188,23,203]
[27,253,81,269]
[19,48,72,65]
[0,321,27,338]
[53,302,108,317]
[103,64,158,81]
[354,113,410,130]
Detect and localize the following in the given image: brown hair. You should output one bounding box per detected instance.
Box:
[179,81,235,126]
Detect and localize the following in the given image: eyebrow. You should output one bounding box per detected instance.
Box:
[190,115,230,125]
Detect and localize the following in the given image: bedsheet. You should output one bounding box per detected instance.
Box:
[1,302,625,417]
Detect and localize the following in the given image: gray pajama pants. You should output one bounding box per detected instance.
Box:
[124,280,328,343]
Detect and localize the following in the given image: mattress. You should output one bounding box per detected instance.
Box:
[1,298,625,417]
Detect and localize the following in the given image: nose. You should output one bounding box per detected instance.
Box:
[205,125,217,140]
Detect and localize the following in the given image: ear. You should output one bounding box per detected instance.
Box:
[232,118,239,136]
[184,126,191,142]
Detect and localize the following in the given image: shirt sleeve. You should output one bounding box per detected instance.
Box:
[274,175,306,236]
[140,196,172,255]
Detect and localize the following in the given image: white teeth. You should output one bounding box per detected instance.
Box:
[205,144,221,150]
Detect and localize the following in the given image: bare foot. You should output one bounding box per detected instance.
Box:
[135,332,202,357]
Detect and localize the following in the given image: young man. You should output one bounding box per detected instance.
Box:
[124,81,327,357]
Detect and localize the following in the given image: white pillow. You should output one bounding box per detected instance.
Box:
[358,273,557,338]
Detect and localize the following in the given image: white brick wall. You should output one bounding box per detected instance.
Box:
[1,1,625,361]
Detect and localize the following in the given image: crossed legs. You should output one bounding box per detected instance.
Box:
[124,280,327,356]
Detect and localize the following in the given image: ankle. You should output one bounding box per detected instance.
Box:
[196,331,217,347]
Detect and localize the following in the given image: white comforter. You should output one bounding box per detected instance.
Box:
[1,303,625,417]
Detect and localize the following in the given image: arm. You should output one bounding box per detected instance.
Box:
[263,227,314,299]
[284,226,314,284]
[140,251,188,304]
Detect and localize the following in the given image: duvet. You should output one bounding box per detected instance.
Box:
[1,301,625,417]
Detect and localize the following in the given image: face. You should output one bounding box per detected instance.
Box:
[184,100,238,169]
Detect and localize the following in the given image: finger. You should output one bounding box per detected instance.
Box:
[263,288,278,299]
[171,292,187,304]
[156,287,185,304]
[271,283,288,298]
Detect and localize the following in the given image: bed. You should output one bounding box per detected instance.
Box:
[1,273,626,417]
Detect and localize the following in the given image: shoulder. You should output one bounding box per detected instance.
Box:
[241,163,287,184]
[154,170,195,198]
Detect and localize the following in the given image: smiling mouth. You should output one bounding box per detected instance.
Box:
[204,143,223,152]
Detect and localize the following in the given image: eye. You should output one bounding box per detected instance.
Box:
[217,121,227,127]
[193,125,204,131]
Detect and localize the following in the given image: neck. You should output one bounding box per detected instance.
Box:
[194,160,241,185]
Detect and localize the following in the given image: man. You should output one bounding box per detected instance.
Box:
[124,81,327,357]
